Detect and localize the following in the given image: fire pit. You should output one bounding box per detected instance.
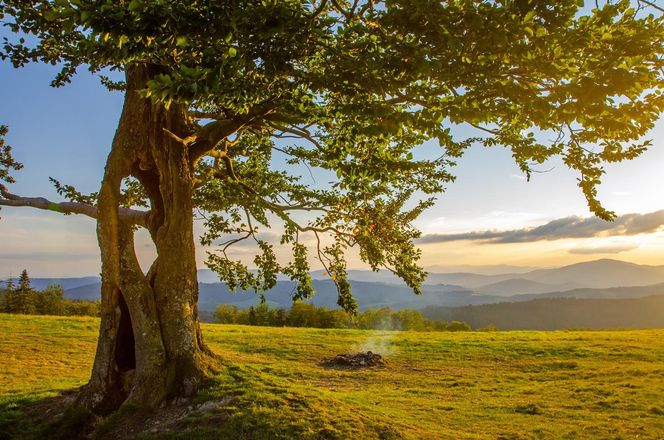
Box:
[322,351,385,368]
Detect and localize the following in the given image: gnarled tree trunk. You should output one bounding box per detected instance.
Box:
[77,64,216,414]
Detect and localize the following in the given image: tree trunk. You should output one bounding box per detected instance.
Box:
[77,64,216,414]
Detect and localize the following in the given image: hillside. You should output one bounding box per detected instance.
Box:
[475,278,568,295]
[421,295,664,330]
[0,314,662,439]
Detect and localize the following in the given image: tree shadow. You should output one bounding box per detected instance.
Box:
[0,389,96,440]
[0,366,403,440]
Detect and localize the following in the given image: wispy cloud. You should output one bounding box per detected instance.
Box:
[417,210,664,244]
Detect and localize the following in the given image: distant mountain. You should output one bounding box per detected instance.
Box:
[62,279,490,311]
[41,258,664,296]
[60,278,664,314]
[11,258,664,312]
[521,259,664,288]
[0,277,100,291]
[349,259,664,293]
[192,280,481,311]
[513,283,664,302]
[310,269,403,284]
[421,295,664,330]
[64,283,104,301]
[475,278,578,296]
[423,264,540,276]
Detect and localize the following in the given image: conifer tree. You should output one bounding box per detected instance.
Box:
[14,269,35,314]
[2,277,15,313]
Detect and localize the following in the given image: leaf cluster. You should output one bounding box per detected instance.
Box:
[2,0,663,311]
[0,125,23,184]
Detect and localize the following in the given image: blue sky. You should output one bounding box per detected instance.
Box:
[1,58,663,277]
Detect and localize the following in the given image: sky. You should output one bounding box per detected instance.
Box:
[1,59,663,277]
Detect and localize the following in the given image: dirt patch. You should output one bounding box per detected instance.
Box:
[322,351,386,369]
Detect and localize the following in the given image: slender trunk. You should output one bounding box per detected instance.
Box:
[77,64,215,414]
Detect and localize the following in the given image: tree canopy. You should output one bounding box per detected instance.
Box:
[1,0,662,312]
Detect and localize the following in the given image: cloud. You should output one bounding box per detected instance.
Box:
[417,210,664,244]
[0,252,98,261]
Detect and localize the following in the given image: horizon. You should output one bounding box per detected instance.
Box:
[1,257,660,280]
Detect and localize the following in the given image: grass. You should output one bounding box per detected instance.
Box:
[1,313,663,439]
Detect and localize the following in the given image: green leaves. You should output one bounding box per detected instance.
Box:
[0,126,23,185]
[128,0,143,12]
[176,36,188,47]
[2,0,662,310]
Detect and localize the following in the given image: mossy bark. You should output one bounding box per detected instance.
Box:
[76,64,216,414]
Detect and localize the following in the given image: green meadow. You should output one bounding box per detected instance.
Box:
[1,313,663,439]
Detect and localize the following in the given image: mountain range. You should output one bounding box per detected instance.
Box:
[3,259,663,312]
[311,259,664,294]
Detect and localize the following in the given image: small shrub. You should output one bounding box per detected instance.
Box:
[514,403,542,415]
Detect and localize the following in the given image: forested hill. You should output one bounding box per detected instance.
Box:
[421,295,664,330]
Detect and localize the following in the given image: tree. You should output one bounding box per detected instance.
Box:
[14,269,36,315]
[274,308,288,327]
[36,284,66,316]
[0,0,662,417]
[213,304,239,324]
[288,302,320,328]
[1,276,15,313]
[446,321,472,332]
[247,306,258,326]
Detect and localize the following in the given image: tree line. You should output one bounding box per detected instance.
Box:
[1,270,99,317]
[214,302,473,331]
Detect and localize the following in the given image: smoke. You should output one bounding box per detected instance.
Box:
[353,319,402,357]
[355,331,398,357]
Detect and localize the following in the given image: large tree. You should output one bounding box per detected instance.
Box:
[0,0,662,415]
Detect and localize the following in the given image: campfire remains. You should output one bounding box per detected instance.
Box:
[323,351,385,368]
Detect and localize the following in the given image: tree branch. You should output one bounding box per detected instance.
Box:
[0,184,148,227]
[189,102,278,162]
[639,0,664,14]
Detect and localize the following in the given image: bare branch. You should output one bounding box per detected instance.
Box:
[0,184,148,227]
[269,122,323,149]
[311,0,329,19]
[330,0,352,20]
[639,0,664,13]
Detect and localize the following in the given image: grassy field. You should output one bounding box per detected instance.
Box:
[1,313,663,439]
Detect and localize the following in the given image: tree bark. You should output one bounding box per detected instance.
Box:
[77,64,216,414]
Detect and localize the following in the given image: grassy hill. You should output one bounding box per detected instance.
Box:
[0,314,663,439]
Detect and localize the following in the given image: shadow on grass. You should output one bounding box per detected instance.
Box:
[0,389,96,440]
[0,366,403,440]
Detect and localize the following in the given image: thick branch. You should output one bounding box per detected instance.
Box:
[189,102,278,161]
[0,184,148,227]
